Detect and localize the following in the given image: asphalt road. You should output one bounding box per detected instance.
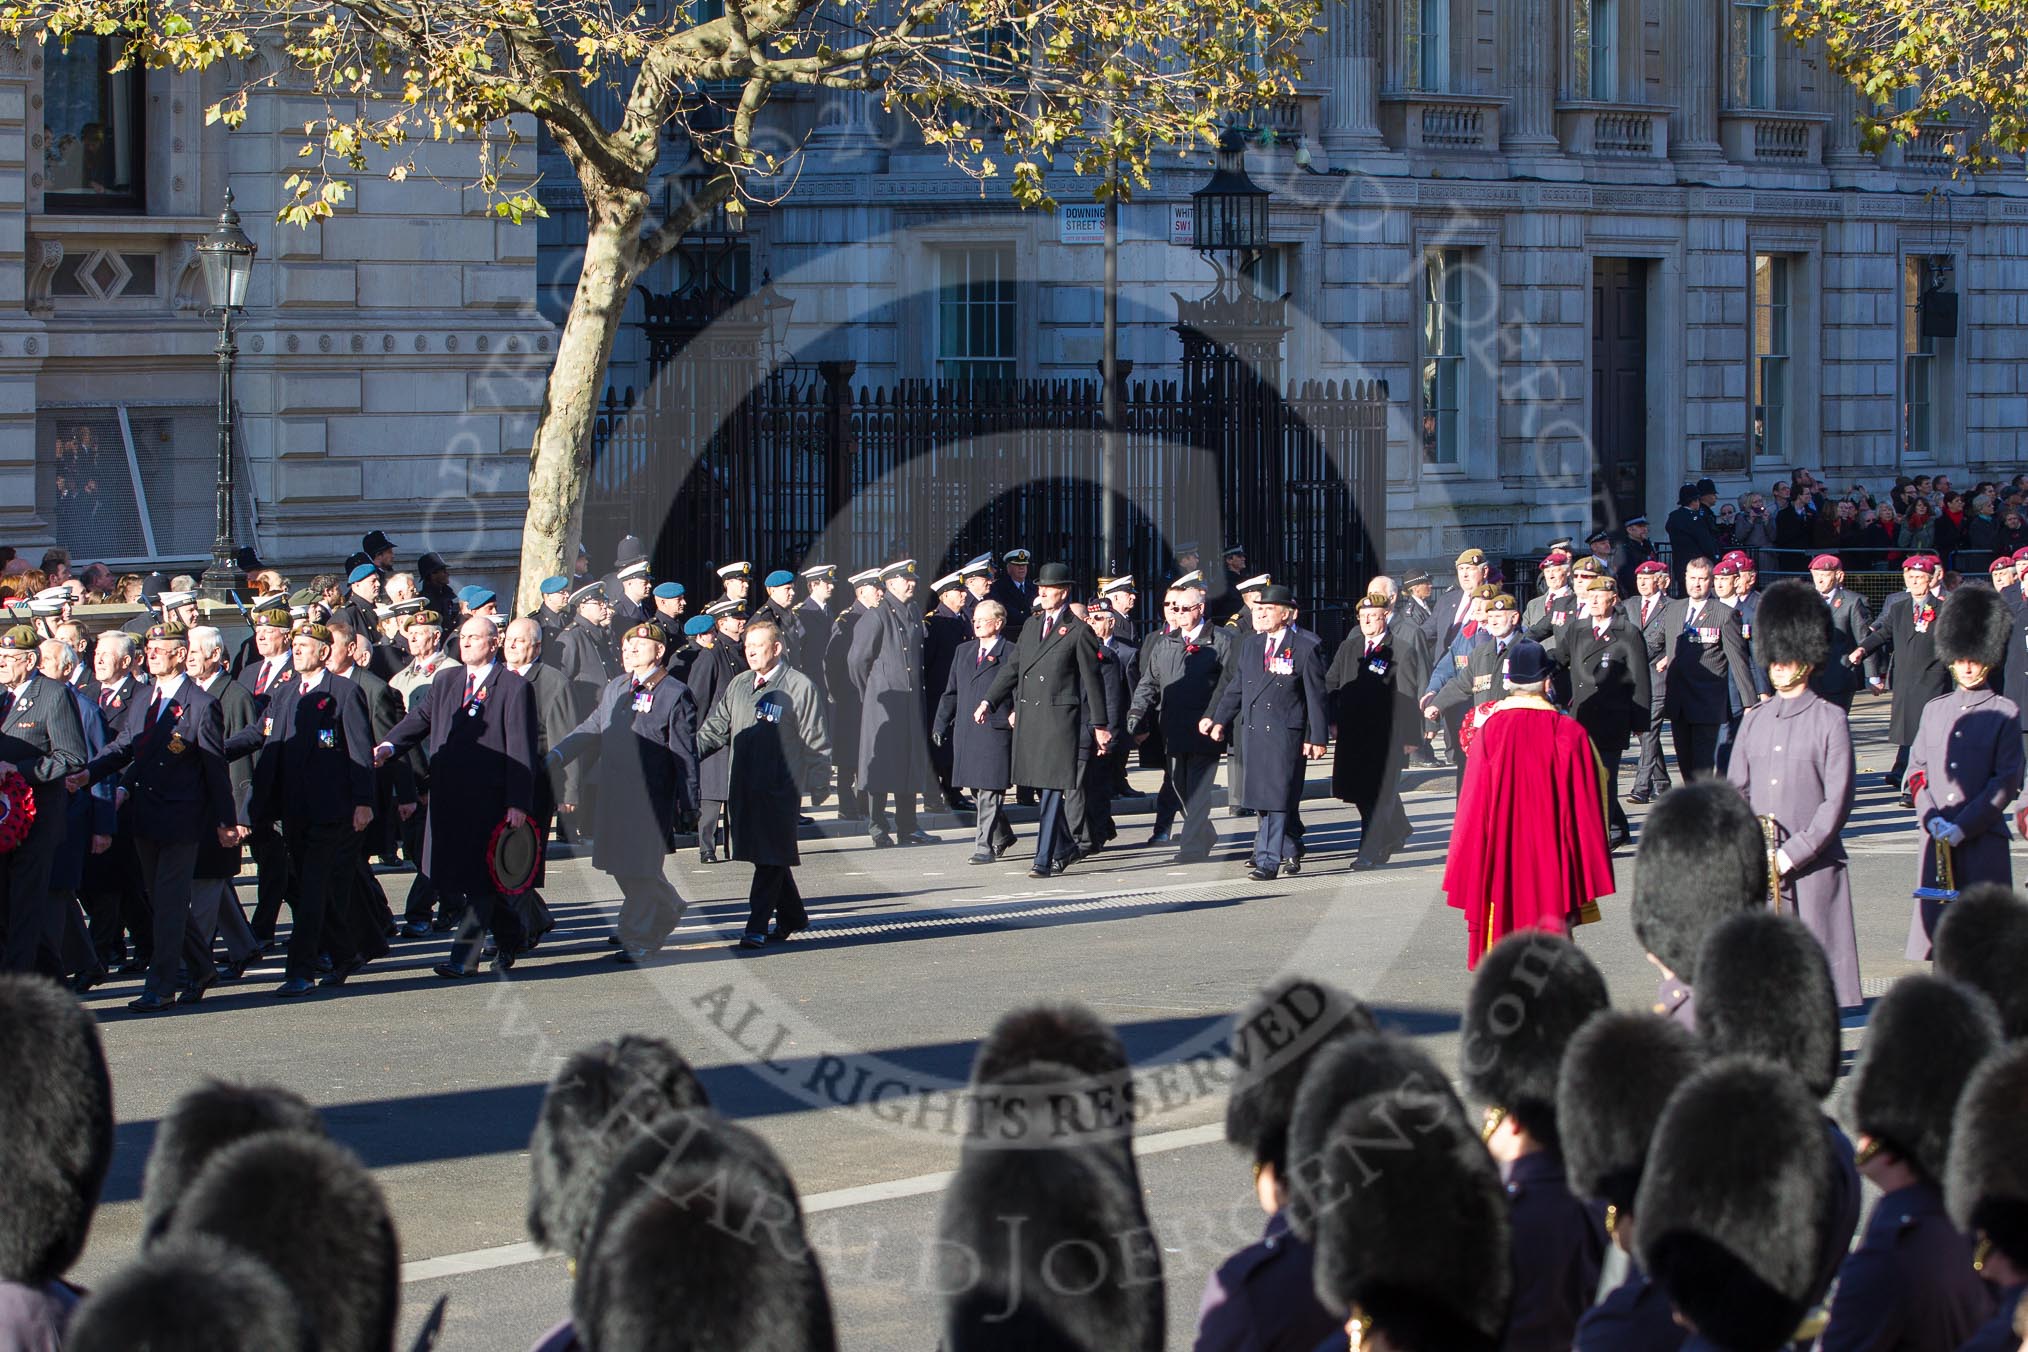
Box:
[71,697,1930,1350]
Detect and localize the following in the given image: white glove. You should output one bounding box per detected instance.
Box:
[1926,816,1953,842]
[1773,848,1794,877]
[1942,823,1967,848]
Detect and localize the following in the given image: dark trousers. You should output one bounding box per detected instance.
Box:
[1352,791,1411,865]
[614,871,685,952]
[1634,718,1671,794]
[868,792,916,838]
[247,820,291,941]
[190,877,258,966]
[1171,754,1220,855]
[1250,810,1291,869]
[1889,744,1911,784]
[1671,720,1723,781]
[972,789,1017,856]
[745,865,807,939]
[398,807,437,925]
[83,832,149,964]
[1715,712,1741,776]
[0,813,65,977]
[1588,734,1630,834]
[698,800,726,855]
[279,817,357,982]
[1150,770,1180,835]
[1034,788,1074,867]
[445,887,526,970]
[1074,752,1119,852]
[134,837,206,1002]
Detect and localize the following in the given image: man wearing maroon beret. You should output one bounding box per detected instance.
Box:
[1808,554,1875,710]
[1853,554,1950,805]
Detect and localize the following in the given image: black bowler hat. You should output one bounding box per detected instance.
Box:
[1034,562,1074,586]
[1503,639,1556,684]
[1257,583,1294,606]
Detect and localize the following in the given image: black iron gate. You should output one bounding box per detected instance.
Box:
[585,357,1389,622]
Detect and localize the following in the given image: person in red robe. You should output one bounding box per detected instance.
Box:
[1443,638,1614,968]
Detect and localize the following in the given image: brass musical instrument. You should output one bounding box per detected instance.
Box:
[1759,814,1783,916]
[1914,834,1958,904]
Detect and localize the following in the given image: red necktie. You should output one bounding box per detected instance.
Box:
[1462,619,1479,639]
[465,675,478,704]
[254,664,272,695]
[976,647,985,666]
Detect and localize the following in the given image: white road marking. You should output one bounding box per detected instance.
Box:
[398,1122,1226,1283]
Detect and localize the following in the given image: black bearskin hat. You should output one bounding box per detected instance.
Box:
[142,1081,326,1243]
[527,1035,709,1262]
[0,975,114,1288]
[67,1236,311,1352]
[1935,884,2028,1039]
[1848,975,2000,1182]
[1754,579,1833,668]
[1224,976,1375,1175]
[1631,781,1766,982]
[577,1115,836,1352]
[1946,1043,2028,1272]
[1694,911,1841,1101]
[1556,1012,1704,1214]
[1311,1091,1511,1352]
[1935,583,2011,670]
[1284,1032,1470,1242]
[1636,1058,1834,1352]
[167,1133,399,1352]
[938,1136,1161,1352]
[1461,933,1611,1152]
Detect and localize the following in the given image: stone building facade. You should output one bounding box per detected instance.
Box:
[541,0,2028,571]
[0,38,551,584]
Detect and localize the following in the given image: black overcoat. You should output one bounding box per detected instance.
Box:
[934,637,1014,790]
[381,665,536,894]
[554,672,699,878]
[985,609,1109,791]
[849,595,936,794]
[1209,629,1328,812]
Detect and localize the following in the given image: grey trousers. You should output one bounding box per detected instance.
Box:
[614,870,686,952]
[973,790,1017,856]
[190,877,259,965]
[135,837,207,1001]
[1633,722,1670,793]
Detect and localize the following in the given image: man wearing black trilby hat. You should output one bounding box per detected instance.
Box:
[1820,975,1999,1350]
[980,562,1110,878]
[1908,584,2023,959]
[1724,578,1861,1008]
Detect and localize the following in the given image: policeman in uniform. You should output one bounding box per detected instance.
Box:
[1852,552,1949,800]
[824,568,882,821]
[1821,974,1999,1350]
[1463,934,1612,1351]
[1127,574,1231,863]
[1582,527,1615,573]
[713,560,755,619]
[0,624,86,975]
[1609,515,1658,594]
[850,560,938,847]
[1206,583,1327,882]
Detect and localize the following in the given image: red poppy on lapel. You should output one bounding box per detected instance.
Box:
[1057,626,1069,637]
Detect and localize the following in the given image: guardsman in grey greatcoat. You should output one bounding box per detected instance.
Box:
[1724,579,1862,1009]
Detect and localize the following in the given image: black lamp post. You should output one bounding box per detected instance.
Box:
[1189,126,1271,294]
[757,270,795,364]
[196,188,256,601]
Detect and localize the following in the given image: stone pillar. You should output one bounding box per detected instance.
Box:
[1823,71,1869,167]
[1501,0,1560,152]
[0,41,51,547]
[808,89,888,167]
[1668,0,1723,160]
[1320,0,1385,151]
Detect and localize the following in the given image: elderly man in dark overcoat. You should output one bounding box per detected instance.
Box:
[696,617,830,948]
[551,623,700,965]
[1323,593,1416,870]
[1850,553,1950,800]
[1206,584,1327,882]
[934,598,1017,864]
[824,569,882,821]
[374,615,538,979]
[1562,572,1652,848]
[1127,577,1233,863]
[849,559,939,848]
[980,562,1111,879]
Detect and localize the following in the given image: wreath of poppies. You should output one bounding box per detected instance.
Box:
[0,770,35,854]
[1456,700,1503,759]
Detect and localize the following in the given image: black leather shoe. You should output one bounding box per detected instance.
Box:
[481,942,499,958]
[1027,865,1056,880]
[905,830,939,846]
[1172,849,1211,865]
[319,958,365,988]
[968,851,996,865]
[128,993,175,1013]
[313,955,335,975]
[698,848,719,864]
[1627,790,1653,805]
[1146,830,1174,845]
[993,838,1014,859]
[432,962,478,980]
[1280,858,1302,877]
[1898,791,1915,809]
[72,971,103,995]
[401,921,433,938]
[767,922,806,944]
[177,971,219,1006]
[1350,858,1380,872]
[490,951,517,975]
[1606,829,1631,851]
[606,935,624,947]
[1881,772,1902,790]
[613,948,650,965]
[737,935,766,950]
[870,831,896,849]
[274,977,316,998]
[1246,866,1278,882]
